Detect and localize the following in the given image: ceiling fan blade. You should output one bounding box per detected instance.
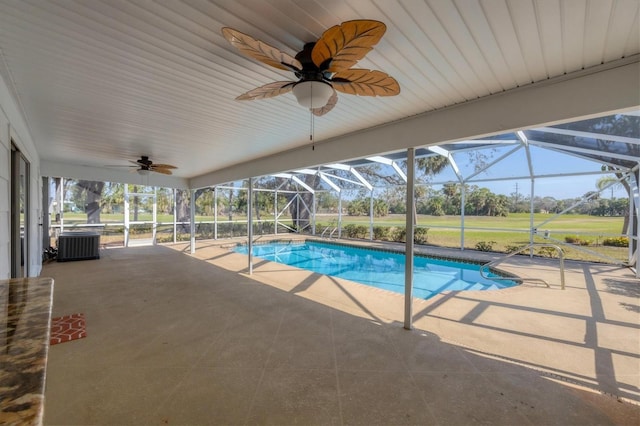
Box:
[236,81,296,101]
[332,69,400,96]
[129,160,143,166]
[222,27,302,72]
[311,20,386,72]
[311,90,338,116]
[152,168,173,175]
[150,163,177,169]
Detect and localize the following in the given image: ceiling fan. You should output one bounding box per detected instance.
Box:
[222,20,400,116]
[125,156,177,175]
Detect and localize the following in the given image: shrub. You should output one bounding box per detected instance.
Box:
[343,224,358,238]
[564,235,591,246]
[342,224,369,239]
[537,246,562,258]
[373,226,390,241]
[603,236,629,247]
[475,241,496,252]
[391,226,406,243]
[505,245,521,253]
[414,227,429,245]
[355,225,369,239]
[156,234,173,243]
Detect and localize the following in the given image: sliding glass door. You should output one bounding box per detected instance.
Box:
[11,144,29,278]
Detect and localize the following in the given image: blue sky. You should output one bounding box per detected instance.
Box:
[430,144,629,200]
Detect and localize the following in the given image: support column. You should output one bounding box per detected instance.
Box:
[312,192,316,235]
[460,185,465,250]
[296,194,300,233]
[369,189,374,240]
[172,188,177,244]
[632,167,640,278]
[248,178,253,274]
[404,148,415,330]
[338,192,342,238]
[190,189,195,254]
[274,190,278,235]
[214,186,218,240]
[152,187,157,245]
[530,178,536,257]
[59,177,64,234]
[124,184,129,247]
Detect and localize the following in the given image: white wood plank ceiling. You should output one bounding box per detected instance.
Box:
[0,0,638,182]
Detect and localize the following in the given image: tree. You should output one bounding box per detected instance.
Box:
[572,115,637,233]
[101,183,124,214]
[175,189,190,232]
[72,180,105,223]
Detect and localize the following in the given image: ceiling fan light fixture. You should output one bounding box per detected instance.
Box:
[137,168,150,176]
[292,81,333,109]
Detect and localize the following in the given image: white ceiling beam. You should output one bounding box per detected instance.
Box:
[429,145,462,181]
[319,173,341,193]
[190,60,640,189]
[272,173,292,179]
[325,163,351,171]
[366,156,394,165]
[350,168,373,191]
[391,162,408,183]
[320,173,365,187]
[366,156,407,182]
[291,175,314,193]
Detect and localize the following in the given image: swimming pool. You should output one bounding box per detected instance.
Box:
[234,240,517,299]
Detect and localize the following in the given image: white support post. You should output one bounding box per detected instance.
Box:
[338,192,342,238]
[530,178,535,257]
[312,192,316,235]
[274,190,278,235]
[632,167,640,278]
[296,194,300,233]
[404,148,415,331]
[629,185,634,262]
[214,186,218,240]
[59,177,65,234]
[124,184,129,247]
[190,189,195,254]
[248,177,253,274]
[460,185,465,250]
[369,189,374,240]
[172,188,177,244]
[152,187,157,245]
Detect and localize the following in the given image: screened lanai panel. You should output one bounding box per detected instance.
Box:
[553,114,640,139]
[456,145,530,182]
[526,130,637,169]
[526,145,612,175]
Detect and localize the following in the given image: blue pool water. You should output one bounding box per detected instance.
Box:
[234,241,516,299]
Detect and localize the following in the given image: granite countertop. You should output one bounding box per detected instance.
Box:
[0,277,54,425]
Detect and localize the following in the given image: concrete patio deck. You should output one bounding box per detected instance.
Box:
[42,239,639,425]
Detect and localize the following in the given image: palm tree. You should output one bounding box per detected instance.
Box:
[596,176,623,200]
[596,175,625,218]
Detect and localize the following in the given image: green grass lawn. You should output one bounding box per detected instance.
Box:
[55,212,628,263]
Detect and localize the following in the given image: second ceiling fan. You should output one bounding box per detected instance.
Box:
[222,19,400,116]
